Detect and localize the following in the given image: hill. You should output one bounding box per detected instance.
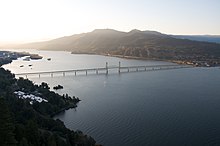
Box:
[171,35,220,44]
[17,29,220,66]
[0,51,98,146]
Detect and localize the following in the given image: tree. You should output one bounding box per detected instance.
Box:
[17,77,36,92]
[0,97,17,146]
[47,135,57,146]
[18,138,28,146]
[25,120,40,146]
[40,82,50,90]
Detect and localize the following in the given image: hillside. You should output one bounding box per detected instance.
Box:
[171,35,220,44]
[0,52,98,146]
[18,29,220,66]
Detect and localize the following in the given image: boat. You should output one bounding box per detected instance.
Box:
[20,65,24,67]
[47,58,51,61]
[23,56,30,61]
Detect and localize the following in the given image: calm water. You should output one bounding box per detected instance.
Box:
[3,50,220,146]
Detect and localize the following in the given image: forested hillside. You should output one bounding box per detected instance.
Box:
[0,52,98,146]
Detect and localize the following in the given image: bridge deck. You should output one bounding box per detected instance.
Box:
[14,64,192,77]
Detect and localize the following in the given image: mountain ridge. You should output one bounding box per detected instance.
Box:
[171,35,220,44]
[9,29,220,66]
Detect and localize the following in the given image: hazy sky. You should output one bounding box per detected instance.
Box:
[0,0,219,44]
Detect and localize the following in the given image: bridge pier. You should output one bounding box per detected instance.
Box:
[86,70,87,75]
[39,74,40,78]
[118,61,121,73]
[136,68,138,72]
[75,71,76,76]
[128,68,129,72]
[96,69,98,74]
[106,62,108,75]
[51,73,53,77]
[63,72,65,77]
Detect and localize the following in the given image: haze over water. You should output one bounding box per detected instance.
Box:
[3,50,220,146]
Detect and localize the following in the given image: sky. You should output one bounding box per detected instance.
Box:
[0,0,219,44]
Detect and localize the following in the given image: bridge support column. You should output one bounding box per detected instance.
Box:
[128,68,129,72]
[25,75,27,79]
[51,73,53,77]
[75,71,76,76]
[145,67,146,71]
[96,69,98,74]
[118,61,121,74]
[39,74,40,78]
[86,70,87,76]
[106,62,108,75]
[63,72,65,77]
[136,68,138,72]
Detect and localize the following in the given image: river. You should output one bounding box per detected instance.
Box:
[3,50,220,146]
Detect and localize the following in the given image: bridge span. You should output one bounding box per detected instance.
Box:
[15,62,192,78]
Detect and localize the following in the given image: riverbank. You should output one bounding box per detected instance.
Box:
[101,53,220,67]
[0,51,43,65]
[71,52,220,67]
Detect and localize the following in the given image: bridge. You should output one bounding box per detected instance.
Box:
[15,62,192,78]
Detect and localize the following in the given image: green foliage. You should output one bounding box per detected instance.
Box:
[17,78,36,92]
[0,68,15,95]
[39,82,50,90]
[18,138,28,146]
[25,120,40,146]
[0,97,17,146]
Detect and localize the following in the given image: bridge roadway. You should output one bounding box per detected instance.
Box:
[14,62,192,78]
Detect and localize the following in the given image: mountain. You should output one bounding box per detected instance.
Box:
[16,29,220,66]
[171,35,220,44]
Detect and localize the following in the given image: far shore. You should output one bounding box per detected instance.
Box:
[2,48,218,67]
[71,51,195,66]
[70,51,220,67]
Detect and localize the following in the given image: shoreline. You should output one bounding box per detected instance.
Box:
[5,48,218,67]
[71,51,220,67]
[50,103,78,117]
[5,48,219,68]
[1,51,80,117]
[71,51,195,66]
